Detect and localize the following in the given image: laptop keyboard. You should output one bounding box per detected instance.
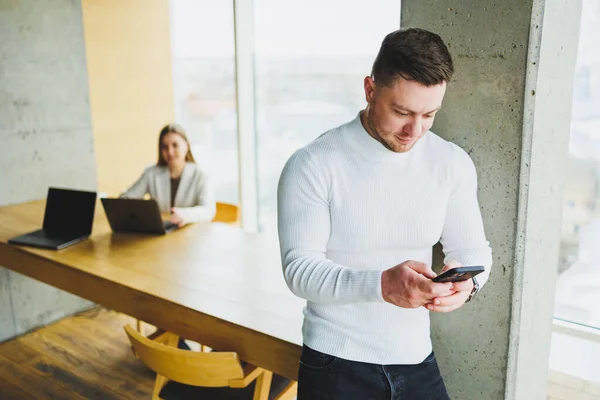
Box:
[163,221,177,232]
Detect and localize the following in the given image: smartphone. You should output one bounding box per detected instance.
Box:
[431,266,484,283]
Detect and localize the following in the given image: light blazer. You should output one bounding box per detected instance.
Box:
[121,163,216,223]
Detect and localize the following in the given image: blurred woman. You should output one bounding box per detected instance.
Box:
[121,123,216,227]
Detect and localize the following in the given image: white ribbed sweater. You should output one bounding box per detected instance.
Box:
[277,113,492,365]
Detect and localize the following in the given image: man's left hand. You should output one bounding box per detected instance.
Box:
[425,263,473,313]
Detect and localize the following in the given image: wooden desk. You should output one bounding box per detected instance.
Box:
[0,200,304,380]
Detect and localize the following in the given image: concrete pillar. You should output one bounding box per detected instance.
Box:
[0,0,97,341]
[402,1,582,399]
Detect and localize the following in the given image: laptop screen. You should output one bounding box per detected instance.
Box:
[42,188,97,235]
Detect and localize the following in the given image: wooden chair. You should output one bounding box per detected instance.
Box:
[136,202,240,335]
[213,202,240,225]
[124,325,297,400]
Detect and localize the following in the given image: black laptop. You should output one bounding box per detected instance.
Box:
[101,198,177,235]
[8,188,97,250]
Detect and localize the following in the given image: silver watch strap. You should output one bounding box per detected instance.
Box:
[465,277,480,303]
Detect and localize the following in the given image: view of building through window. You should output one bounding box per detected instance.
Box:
[170,0,239,205]
[554,0,600,329]
[253,0,400,233]
[170,0,399,233]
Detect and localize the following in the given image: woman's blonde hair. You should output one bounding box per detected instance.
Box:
[156,123,196,166]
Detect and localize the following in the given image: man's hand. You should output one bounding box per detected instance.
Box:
[425,263,473,313]
[381,261,454,308]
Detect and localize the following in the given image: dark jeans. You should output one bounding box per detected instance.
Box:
[298,345,451,400]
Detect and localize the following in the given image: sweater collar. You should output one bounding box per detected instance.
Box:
[344,111,426,162]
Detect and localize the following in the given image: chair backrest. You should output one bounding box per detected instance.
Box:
[124,325,244,387]
[213,202,240,224]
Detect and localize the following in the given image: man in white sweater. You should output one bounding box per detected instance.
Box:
[277,28,492,399]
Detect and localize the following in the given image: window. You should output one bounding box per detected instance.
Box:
[253,0,400,233]
[554,0,600,329]
[170,0,239,205]
[169,0,401,230]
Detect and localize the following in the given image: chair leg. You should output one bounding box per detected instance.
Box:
[136,319,143,334]
[152,374,169,400]
[164,332,179,348]
[252,370,273,400]
[272,381,298,400]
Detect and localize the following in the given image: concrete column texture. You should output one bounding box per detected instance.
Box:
[402,0,582,399]
[0,0,97,342]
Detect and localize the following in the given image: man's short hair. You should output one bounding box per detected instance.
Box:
[371,28,454,87]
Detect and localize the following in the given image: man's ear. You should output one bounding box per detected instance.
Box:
[364,76,376,103]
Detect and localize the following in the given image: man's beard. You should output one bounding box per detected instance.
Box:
[366,110,395,152]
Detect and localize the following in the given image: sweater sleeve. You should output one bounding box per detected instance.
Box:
[439,145,493,288]
[120,167,151,199]
[277,149,385,305]
[176,170,216,223]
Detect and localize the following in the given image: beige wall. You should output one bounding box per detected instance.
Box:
[82,0,175,196]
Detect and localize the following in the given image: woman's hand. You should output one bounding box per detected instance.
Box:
[170,208,188,227]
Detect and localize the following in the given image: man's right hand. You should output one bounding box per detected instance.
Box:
[381,261,454,308]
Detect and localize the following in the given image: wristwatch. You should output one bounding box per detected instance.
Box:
[465,277,480,303]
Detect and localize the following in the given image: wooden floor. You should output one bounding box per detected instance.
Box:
[1,307,590,400]
[0,308,156,400]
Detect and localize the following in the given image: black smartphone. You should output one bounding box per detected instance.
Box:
[431,266,484,283]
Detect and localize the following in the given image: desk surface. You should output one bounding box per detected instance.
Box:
[0,200,304,380]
